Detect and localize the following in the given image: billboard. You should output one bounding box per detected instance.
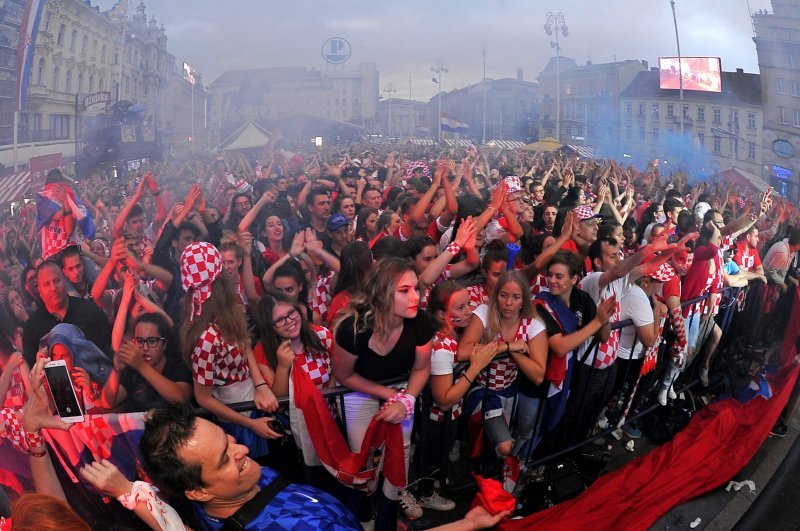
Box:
[659,57,722,92]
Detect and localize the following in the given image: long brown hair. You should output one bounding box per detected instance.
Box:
[12,493,91,530]
[255,288,325,369]
[334,257,415,340]
[180,273,250,363]
[485,270,535,339]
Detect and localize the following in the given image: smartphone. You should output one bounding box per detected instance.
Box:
[43,360,85,423]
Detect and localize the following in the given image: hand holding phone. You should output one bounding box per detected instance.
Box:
[43,359,85,424]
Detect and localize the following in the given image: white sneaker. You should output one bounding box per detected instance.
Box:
[399,490,423,520]
[668,385,677,400]
[448,440,461,462]
[699,367,709,388]
[657,385,669,406]
[420,491,456,512]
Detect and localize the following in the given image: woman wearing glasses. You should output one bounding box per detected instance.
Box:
[253,289,337,489]
[100,313,192,412]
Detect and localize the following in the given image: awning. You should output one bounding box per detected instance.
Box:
[563,144,603,159]
[719,167,770,194]
[523,137,563,152]
[0,171,31,204]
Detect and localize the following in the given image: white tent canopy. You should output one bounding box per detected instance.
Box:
[215,120,272,151]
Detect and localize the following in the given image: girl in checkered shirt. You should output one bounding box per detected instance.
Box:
[253,289,337,491]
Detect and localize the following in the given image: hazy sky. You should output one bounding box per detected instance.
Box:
[97,0,772,101]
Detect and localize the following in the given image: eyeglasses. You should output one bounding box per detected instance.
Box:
[273,308,300,328]
[132,337,166,348]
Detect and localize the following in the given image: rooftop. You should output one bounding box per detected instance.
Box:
[619,69,761,105]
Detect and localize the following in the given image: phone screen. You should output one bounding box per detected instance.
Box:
[44,363,83,420]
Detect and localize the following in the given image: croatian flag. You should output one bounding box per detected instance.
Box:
[35,182,95,239]
[440,112,469,133]
[15,0,46,112]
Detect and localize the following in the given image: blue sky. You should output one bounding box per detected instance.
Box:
[97,0,772,101]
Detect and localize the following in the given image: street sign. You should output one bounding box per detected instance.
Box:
[83,91,110,114]
[322,37,351,64]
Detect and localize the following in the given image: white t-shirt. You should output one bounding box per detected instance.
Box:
[579,271,631,305]
[472,304,546,341]
[617,285,654,360]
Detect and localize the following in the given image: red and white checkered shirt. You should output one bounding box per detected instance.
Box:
[467,284,488,310]
[529,273,548,297]
[41,215,79,259]
[296,325,334,389]
[311,271,336,322]
[2,369,25,409]
[192,324,250,386]
[477,317,539,391]
[429,331,462,422]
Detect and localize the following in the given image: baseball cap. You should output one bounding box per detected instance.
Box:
[573,205,603,222]
[327,213,349,231]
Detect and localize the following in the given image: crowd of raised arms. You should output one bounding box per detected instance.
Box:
[0,138,798,531]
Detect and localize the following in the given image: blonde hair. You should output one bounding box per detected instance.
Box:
[335,257,415,340]
[485,270,535,339]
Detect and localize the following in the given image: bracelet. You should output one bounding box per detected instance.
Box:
[462,372,473,384]
[446,242,462,256]
[255,382,267,389]
[29,447,47,458]
[383,390,416,420]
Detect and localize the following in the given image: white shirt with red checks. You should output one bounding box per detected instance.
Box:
[578,273,631,369]
[311,271,335,323]
[529,273,549,297]
[295,325,334,389]
[429,331,463,421]
[41,215,80,259]
[192,324,250,387]
[467,283,488,310]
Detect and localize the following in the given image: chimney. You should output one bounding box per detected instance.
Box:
[641,60,649,69]
[736,68,744,74]
[517,68,523,81]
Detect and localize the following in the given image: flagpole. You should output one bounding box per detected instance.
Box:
[12,110,18,172]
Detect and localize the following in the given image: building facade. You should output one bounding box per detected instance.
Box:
[618,68,763,177]
[207,63,379,145]
[0,0,26,146]
[752,1,800,199]
[376,97,427,140]
[430,75,540,143]
[537,58,648,154]
[0,0,206,166]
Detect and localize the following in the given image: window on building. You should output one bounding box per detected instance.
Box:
[729,110,739,127]
[99,78,104,92]
[36,58,44,85]
[639,125,645,140]
[698,132,705,147]
[713,108,721,123]
[638,103,645,117]
[777,78,786,94]
[50,115,70,139]
[65,69,72,94]
[57,24,65,46]
[52,66,59,91]
[78,72,83,94]
[625,102,632,116]
[713,135,721,152]
[70,29,77,51]
[652,127,659,142]
[780,106,789,124]
[667,104,674,118]
[697,106,705,121]
[102,44,107,64]
[793,81,800,97]
[44,11,52,34]
[89,75,94,93]
[626,124,632,140]
[683,105,689,119]
[81,35,87,55]
[794,109,800,127]
[564,83,572,96]
[652,104,659,117]
[748,141,756,160]
[748,112,756,128]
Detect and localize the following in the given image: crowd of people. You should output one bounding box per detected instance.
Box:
[0,141,798,530]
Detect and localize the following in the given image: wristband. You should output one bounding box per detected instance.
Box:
[446,242,462,256]
[151,190,161,196]
[255,382,267,389]
[383,391,416,420]
[462,372,473,384]
[26,430,44,450]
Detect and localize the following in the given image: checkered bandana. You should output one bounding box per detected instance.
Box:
[181,242,222,321]
[573,204,601,221]
[648,263,676,283]
[504,176,523,193]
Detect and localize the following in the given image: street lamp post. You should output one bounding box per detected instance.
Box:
[431,62,448,143]
[382,85,396,138]
[544,12,568,143]
[670,0,684,136]
[117,28,135,102]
